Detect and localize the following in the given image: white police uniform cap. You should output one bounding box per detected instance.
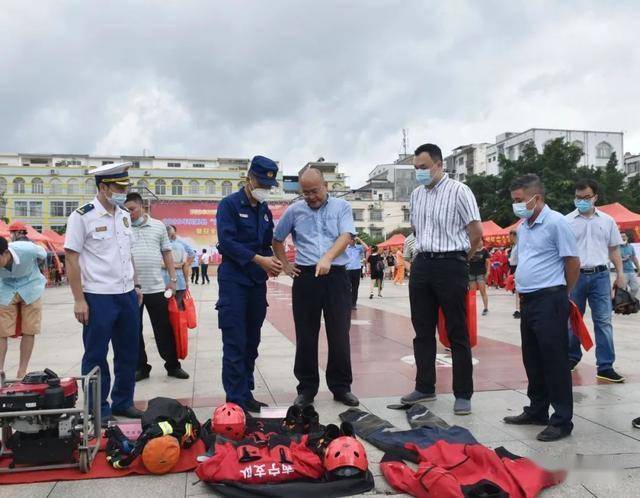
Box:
[89,162,132,186]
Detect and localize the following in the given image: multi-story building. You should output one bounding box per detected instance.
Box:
[367,155,418,202]
[624,153,640,179]
[281,159,350,200]
[0,152,283,232]
[349,199,411,240]
[485,129,624,175]
[444,143,490,182]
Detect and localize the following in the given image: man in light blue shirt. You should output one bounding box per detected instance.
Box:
[345,235,365,310]
[0,238,47,378]
[273,167,359,408]
[503,174,580,443]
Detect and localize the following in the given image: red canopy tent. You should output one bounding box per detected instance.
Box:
[598,203,640,240]
[377,233,406,250]
[43,230,66,254]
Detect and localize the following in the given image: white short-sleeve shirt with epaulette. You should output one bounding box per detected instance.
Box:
[64,197,135,294]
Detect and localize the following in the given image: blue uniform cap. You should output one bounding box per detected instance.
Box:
[249,156,279,187]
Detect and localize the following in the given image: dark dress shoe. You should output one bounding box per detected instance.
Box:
[112,406,144,419]
[245,397,269,413]
[333,392,359,407]
[135,368,150,382]
[167,368,190,379]
[249,395,268,408]
[503,412,548,425]
[294,393,315,407]
[536,425,572,442]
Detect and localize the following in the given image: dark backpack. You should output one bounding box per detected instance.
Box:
[612,287,640,315]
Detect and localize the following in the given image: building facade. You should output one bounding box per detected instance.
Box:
[485,129,624,175]
[624,153,640,179]
[367,155,418,202]
[350,199,411,241]
[444,143,490,182]
[0,152,283,232]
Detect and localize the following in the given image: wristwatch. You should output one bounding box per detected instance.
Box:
[170,277,178,283]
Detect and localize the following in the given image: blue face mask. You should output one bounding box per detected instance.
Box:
[512,195,536,219]
[415,169,432,185]
[108,192,128,208]
[574,198,594,214]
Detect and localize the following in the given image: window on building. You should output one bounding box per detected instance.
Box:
[50,225,66,235]
[155,180,166,195]
[32,177,44,194]
[30,158,49,165]
[403,210,410,222]
[0,178,6,194]
[370,228,383,239]
[457,157,464,165]
[50,201,65,217]
[458,173,466,182]
[102,161,114,165]
[205,180,215,195]
[29,201,43,217]
[221,181,232,197]
[30,225,42,232]
[189,180,199,195]
[65,201,79,216]
[171,180,183,196]
[596,141,613,159]
[14,201,28,216]
[13,178,25,194]
[67,179,78,195]
[353,209,364,221]
[370,209,383,221]
[85,179,96,195]
[50,179,62,195]
[192,163,205,168]
[131,161,140,168]
[167,162,181,168]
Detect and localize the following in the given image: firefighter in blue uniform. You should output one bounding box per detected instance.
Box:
[216,156,283,413]
[64,162,143,426]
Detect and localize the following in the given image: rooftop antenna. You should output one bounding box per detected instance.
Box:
[402,129,409,156]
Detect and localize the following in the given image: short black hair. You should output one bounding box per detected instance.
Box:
[372,245,379,253]
[125,192,143,204]
[509,174,546,196]
[0,237,7,253]
[414,143,443,163]
[575,178,599,196]
[170,224,177,232]
[202,248,207,253]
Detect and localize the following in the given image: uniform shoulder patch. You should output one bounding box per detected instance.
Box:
[76,203,95,215]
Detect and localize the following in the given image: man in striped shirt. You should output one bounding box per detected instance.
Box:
[402,143,483,416]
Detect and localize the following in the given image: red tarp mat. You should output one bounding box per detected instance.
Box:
[0,438,204,485]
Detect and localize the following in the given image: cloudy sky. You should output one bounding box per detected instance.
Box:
[1,0,639,186]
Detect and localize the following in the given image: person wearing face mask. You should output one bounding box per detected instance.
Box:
[503,174,580,442]
[123,193,189,383]
[401,143,483,417]
[64,162,144,426]
[565,179,625,383]
[619,231,639,298]
[272,167,359,408]
[215,155,282,413]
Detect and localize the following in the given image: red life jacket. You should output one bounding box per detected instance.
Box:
[196,434,324,485]
[380,440,564,498]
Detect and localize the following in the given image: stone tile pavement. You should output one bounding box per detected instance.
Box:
[1,276,640,496]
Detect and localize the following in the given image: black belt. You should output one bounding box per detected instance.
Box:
[580,265,608,274]
[417,251,467,261]
[297,265,346,274]
[520,285,566,303]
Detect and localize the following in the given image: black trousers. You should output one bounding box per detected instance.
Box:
[138,292,180,372]
[409,256,473,399]
[520,287,573,429]
[200,264,210,284]
[348,269,361,307]
[191,266,200,284]
[292,266,352,396]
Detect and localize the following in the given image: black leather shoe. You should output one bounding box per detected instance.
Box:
[112,406,144,419]
[333,392,360,407]
[536,425,572,442]
[245,397,269,413]
[167,368,190,379]
[503,412,548,425]
[294,393,315,407]
[135,368,150,382]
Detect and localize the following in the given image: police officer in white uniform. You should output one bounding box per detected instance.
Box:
[64,162,143,425]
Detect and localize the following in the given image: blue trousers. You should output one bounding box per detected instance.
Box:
[216,280,267,408]
[569,271,615,370]
[82,291,140,417]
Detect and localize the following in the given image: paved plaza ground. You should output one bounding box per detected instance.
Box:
[2,275,640,497]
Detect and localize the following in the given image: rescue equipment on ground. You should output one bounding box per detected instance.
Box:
[212,402,246,441]
[141,435,181,474]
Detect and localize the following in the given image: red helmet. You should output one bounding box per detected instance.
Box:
[324,436,368,477]
[8,221,27,232]
[212,403,246,441]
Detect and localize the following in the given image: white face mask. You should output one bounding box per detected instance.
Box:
[249,178,271,203]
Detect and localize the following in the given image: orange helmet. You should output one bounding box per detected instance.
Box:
[8,221,27,232]
[141,435,180,474]
[324,436,368,477]
[212,402,246,441]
